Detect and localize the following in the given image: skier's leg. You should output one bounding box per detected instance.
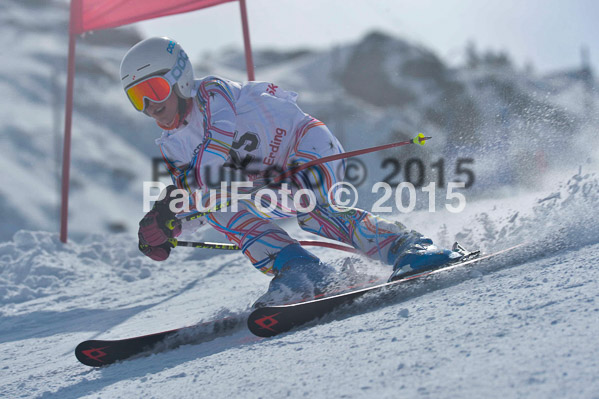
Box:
[200,190,297,275]
[286,121,462,271]
[199,189,336,304]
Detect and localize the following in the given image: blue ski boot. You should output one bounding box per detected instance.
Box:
[388,236,467,282]
[253,243,338,308]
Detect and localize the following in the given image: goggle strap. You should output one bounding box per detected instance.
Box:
[163,69,177,86]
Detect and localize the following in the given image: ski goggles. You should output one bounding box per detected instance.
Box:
[125,73,176,112]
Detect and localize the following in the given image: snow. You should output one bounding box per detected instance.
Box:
[2,1,598,241]
[2,169,599,398]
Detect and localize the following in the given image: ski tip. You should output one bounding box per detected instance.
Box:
[247,308,284,338]
[75,340,112,367]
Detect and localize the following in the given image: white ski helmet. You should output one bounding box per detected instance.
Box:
[120,37,194,110]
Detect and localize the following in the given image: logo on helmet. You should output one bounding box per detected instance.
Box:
[171,50,189,81]
[166,41,176,54]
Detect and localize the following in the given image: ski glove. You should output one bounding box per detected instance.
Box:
[138,185,182,247]
[139,240,174,261]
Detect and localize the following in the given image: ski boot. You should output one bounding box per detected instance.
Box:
[388,238,471,282]
[253,243,338,308]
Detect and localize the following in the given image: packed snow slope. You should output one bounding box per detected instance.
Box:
[1,170,599,398]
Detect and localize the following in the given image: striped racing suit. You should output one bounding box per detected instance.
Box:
[156,76,414,274]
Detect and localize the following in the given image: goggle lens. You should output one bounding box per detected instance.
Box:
[126,76,172,111]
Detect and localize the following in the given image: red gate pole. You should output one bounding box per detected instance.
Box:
[238,0,255,81]
[60,1,79,243]
[59,32,76,243]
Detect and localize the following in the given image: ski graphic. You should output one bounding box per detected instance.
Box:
[75,315,244,367]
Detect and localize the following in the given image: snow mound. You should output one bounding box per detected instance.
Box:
[451,169,599,255]
[0,231,152,304]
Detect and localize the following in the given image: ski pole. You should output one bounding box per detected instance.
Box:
[171,239,357,254]
[272,133,430,184]
[167,133,431,228]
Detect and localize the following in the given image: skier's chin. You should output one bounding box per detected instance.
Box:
[158,116,174,125]
[155,114,177,127]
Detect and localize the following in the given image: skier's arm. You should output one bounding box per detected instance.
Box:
[173,77,237,196]
[138,185,182,261]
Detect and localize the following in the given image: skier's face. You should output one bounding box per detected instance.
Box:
[144,90,179,126]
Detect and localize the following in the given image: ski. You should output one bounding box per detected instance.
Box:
[75,244,525,366]
[75,315,244,367]
[247,244,524,337]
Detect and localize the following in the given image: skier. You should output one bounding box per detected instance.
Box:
[120,37,465,305]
